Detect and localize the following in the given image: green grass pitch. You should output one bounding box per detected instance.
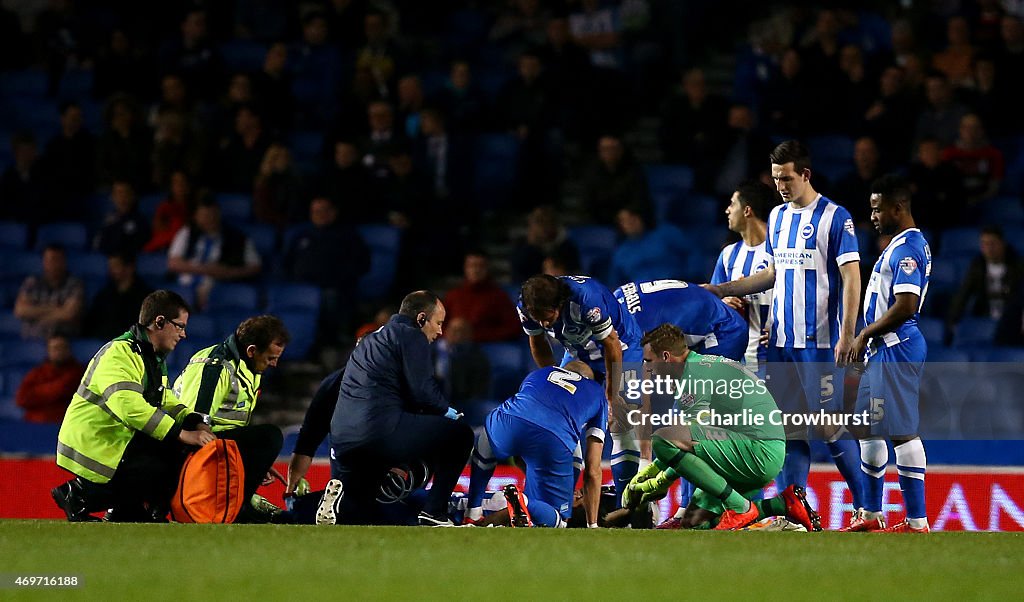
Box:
[1,521,1022,600]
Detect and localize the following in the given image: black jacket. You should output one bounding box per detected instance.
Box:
[330,314,448,452]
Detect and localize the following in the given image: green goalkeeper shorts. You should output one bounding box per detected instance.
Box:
[688,425,785,516]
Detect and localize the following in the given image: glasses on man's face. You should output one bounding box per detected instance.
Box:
[167,318,187,333]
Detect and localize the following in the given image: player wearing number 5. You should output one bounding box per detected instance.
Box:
[465,362,608,527]
[843,175,931,533]
[704,140,866,515]
[518,274,643,504]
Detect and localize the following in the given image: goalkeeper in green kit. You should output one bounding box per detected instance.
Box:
[623,324,821,531]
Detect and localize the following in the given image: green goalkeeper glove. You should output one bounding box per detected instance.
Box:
[622,470,674,509]
[621,462,663,508]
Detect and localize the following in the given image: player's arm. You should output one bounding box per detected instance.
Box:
[599,330,623,402]
[528,333,555,368]
[582,434,604,527]
[851,292,920,360]
[836,260,862,365]
[704,264,775,298]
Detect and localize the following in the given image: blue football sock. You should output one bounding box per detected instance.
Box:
[467,430,497,509]
[895,439,927,520]
[781,440,811,489]
[859,439,888,513]
[678,479,695,508]
[828,437,865,509]
[610,431,640,507]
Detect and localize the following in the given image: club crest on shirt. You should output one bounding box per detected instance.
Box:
[844,218,855,236]
[899,257,918,275]
[754,259,769,273]
[800,224,815,239]
[586,306,602,322]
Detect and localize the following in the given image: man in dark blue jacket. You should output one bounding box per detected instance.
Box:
[319,290,474,526]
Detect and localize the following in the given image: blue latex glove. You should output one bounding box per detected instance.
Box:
[444,407,463,420]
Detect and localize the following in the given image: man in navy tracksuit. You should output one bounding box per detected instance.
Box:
[319,290,474,526]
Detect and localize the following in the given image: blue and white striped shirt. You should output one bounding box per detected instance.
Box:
[864,228,931,349]
[765,195,860,349]
[713,240,772,367]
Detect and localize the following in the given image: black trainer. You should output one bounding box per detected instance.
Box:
[51,479,101,522]
[417,511,454,527]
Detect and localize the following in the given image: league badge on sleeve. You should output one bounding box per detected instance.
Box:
[844,218,855,236]
[899,257,918,275]
[585,307,602,323]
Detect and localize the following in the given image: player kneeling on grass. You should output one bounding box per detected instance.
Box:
[621,324,821,531]
[465,361,607,528]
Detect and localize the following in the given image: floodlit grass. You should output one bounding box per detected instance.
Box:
[1,521,1022,600]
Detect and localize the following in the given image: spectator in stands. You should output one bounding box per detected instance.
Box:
[948,226,1024,331]
[443,252,522,343]
[569,0,624,70]
[0,131,49,226]
[284,196,370,348]
[963,54,1015,134]
[42,102,96,210]
[94,180,151,257]
[252,42,293,133]
[509,205,581,282]
[326,0,367,51]
[355,9,404,97]
[863,65,920,167]
[253,143,306,227]
[320,139,376,223]
[836,43,875,135]
[433,59,484,135]
[607,202,688,287]
[150,106,207,190]
[96,94,152,191]
[93,27,152,100]
[203,72,257,144]
[355,304,394,340]
[932,15,976,88]
[941,112,1004,205]
[15,333,84,423]
[14,244,85,339]
[216,103,271,193]
[658,67,729,176]
[434,316,490,406]
[542,250,575,277]
[84,252,153,340]
[396,74,425,140]
[580,134,650,226]
[759,47,814,138]
[361,100,403,179]
[907,137,964,233]
[490,0,549,59]
[146,73,198,132]
[914,71,969,147]
[712,103,775,198]
[144,170,194,253]
[831,136,884,227]
[415,108,470,205]
[994,15,1024,130]
[537,16,593,141]
[158,7,223,100]
[167,197,262,310]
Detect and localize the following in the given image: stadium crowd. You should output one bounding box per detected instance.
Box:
[1,0,1023,527]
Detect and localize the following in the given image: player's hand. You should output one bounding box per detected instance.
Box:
[701,283,724,298]
[444,407,463,420]
[847,334,869,367]
[835,333,857,366]
[607,394,630,432]
[721,296,746,311]
[623,471,672,509]
[263,466,286,487]
[286,454,313,495]
[179,429,216,447]
[622,463,664,509]
[759,328,769,346]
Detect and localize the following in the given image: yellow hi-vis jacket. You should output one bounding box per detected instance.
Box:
[173,335,260,432]
[56,326,190,484]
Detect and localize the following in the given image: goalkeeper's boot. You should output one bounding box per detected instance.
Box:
[51,478,101,522]
[881,519,929,533]
[744,517,807,532]
[251,494,283,518]
[316,479,344,525]
[503,484,532,527]
[781,485,822,532]
[713,503,759,530]
[839,507,886,532]
[656,515,685,530]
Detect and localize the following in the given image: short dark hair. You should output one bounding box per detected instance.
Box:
[520,275,571,317]
[399,290,441,319]
[734,180,775,221]
[138,290,190,326]
[981,224,1005,240]
[641,323,689,356]
[871,174,913,210]
[235,315,291,350]
[42,243,66,256]
[769,139,812,173]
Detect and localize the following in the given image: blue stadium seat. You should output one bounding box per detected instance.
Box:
[568,225,618,277]
[650,190,682,226]
[57,68,94,101]
[206,282,261,312]
[138,193,164,221]
[481,341,528,399]
[71,338,106,364]
[210,308,253,340]
[952,316,997,348]
[939,227,980,257]
[686,252,718,282]
[0,69,48,97]
[215,193,253,223]
[275,310,317,359]
[67,251,109,281]
[806,134,855,165]
[678,227,728,254]
[0,338,46,368]
[219,40,268,73]
[357,224,401,299]
[473,134,520,211]
[265,283,321,314]
[0,250,42,281]
[35,222,89,251]
[927,261,961,295]
[184,314,217,341]
[644,164,694,196]
[444,9,491,55]
[240,223,278,258]
[474,69,513,103]
[680,194,723,227]
[289,130,323,170]
[135,253,169,284]
[917,316,946,347]
[980,196,1024,226]
[0,222,28,250]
